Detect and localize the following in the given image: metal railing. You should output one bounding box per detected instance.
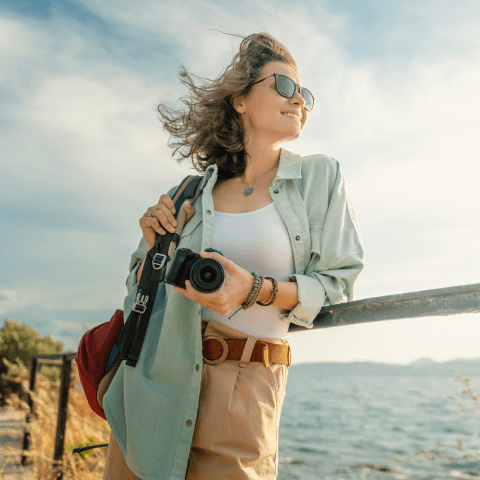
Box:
[18,282,480,479]
[288,282,480,332]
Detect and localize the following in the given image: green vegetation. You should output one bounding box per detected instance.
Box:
[0,318,110,479]
[0,318,64,405]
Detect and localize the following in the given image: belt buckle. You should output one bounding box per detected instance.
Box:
[202,336,229,365]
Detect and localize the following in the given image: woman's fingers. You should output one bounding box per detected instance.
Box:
[139,194,179,249]
[140,195,196,249]
[150,217,166,235]
[160,202,178,232]
[159,194,176,215]
[148,202,178,233]
[140,214,162,235]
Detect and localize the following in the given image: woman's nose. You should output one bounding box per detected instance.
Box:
[292,87,306,108]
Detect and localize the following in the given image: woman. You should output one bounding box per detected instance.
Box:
[102,32,365,479]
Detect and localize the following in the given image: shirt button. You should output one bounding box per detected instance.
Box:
[206,209,212,215]
[273,190,279,194]
[186,419,192,427]
[196,364,200,371]
[296,235,300,240]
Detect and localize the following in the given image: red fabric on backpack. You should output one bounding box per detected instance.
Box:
[77,309,124,420]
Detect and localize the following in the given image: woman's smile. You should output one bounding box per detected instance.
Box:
[282,111,301,122]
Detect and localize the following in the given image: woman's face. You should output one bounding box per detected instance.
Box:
[231,61,308,145]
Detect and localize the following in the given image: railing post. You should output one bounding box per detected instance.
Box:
[21,355,38,466]
[52,354,72,480]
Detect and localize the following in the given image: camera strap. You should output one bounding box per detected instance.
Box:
[117,174,206,368]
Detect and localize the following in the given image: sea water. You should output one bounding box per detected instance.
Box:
[277,361,480,479]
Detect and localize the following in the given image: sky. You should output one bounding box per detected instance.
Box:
[0,0,479,366]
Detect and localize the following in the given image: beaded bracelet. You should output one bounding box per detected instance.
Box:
[240,272,280,311]
[242,273,264,310]
[256,277,279,306]
[230,272,279,319]
[241,272,260,310]
[246,275,264,309]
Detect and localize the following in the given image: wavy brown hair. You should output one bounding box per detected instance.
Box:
[157,32,297,180]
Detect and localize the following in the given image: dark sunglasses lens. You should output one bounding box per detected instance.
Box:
[276,75,296,97]
[301,88,314,111]
[277,75,314,111]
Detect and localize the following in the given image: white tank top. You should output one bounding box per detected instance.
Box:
[201,202,294,339]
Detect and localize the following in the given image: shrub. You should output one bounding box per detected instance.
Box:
[0,318,64,405]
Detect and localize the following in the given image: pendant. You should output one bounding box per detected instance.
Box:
[243,187,254,196]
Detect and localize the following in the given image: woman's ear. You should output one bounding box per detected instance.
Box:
[230,95,245,114]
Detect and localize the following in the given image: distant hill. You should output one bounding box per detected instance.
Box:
[409,357,437,367]
[409,357,480,367]
[291,358,480,377]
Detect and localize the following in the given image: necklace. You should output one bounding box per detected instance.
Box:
[242,162,278,196]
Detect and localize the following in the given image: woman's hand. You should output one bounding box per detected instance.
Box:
[139,194,196,249]
[173,251,255,316]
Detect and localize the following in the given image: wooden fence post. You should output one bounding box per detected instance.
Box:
[51,355,72,480]
[21,355,38,466]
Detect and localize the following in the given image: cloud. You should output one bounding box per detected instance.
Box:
[1,0,479,364]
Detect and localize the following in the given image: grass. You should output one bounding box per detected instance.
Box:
[1,358,110,479]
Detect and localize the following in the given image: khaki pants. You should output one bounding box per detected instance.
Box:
[103,431,141,480]
[103,319,291,480]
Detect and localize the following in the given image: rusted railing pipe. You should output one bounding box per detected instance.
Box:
[289,282,480,332]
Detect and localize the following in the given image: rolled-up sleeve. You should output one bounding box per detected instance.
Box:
[278,160,365,328]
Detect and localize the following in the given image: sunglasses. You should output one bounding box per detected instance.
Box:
[249,73,315,112]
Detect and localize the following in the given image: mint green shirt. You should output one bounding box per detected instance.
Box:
[103,147,365,479]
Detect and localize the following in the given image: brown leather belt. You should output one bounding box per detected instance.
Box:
[202,336,291,368]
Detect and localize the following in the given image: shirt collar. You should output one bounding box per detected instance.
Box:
[201,146,302,191]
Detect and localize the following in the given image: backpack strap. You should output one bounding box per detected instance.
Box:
[117,174,205,368]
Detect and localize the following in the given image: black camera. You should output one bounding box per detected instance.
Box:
[165,248,225,293]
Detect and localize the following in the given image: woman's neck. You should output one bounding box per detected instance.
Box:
[237,145,281,185]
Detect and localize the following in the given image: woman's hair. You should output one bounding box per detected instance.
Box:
[157,32,297,180]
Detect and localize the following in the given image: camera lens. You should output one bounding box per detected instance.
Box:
[199,265,215,283]
[190,258,225,293]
